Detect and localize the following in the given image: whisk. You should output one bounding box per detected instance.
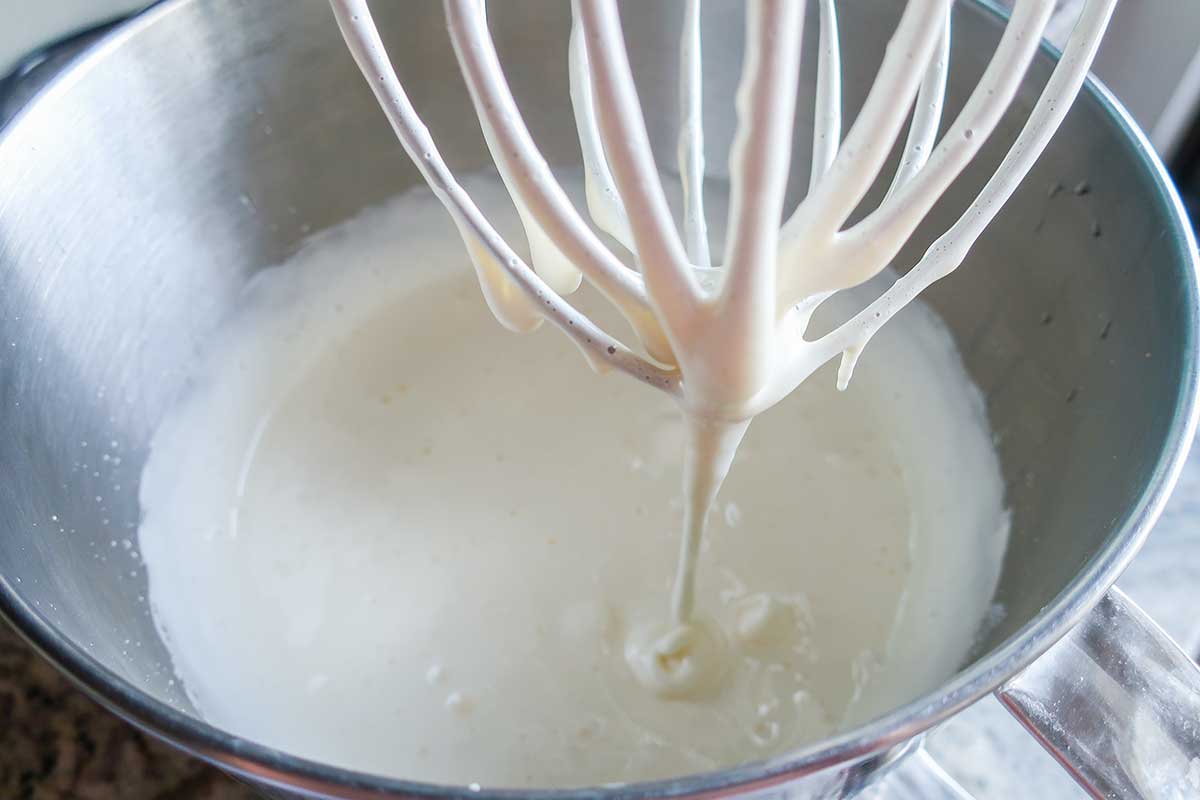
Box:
[329,0,1114,415]
[329,0,1114,626]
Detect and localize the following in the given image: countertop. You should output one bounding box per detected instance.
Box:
[0,624,254,799]
[2,431,1199,799]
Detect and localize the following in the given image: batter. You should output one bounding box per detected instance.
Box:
[138,175,1008,787]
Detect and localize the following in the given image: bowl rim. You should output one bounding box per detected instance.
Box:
[1,0,1197,797]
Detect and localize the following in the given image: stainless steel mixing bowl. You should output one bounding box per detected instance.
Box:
[1,1,1198,798]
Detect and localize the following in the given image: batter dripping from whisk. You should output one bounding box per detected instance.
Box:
[328,0,1115,697]
[137,0,1116,787]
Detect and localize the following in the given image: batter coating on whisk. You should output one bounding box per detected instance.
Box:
[329,0,1114,697]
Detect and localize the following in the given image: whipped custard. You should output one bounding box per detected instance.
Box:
[138,175,1008,787]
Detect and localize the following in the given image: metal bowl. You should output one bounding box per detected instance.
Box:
[1,1,1197,797]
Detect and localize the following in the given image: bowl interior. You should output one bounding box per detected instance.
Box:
[0,0,1194,790]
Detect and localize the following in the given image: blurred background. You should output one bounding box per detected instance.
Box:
[1,2,1198,799]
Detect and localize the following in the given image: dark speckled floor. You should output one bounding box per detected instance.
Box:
[0,621,255,800]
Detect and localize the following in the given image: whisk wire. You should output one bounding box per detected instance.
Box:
[810,0,843,192]
[771,0,1120,405]
[882,4,951,202]
[329,0,680,391]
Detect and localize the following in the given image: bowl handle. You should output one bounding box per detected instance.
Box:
[995,587,1200,798]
